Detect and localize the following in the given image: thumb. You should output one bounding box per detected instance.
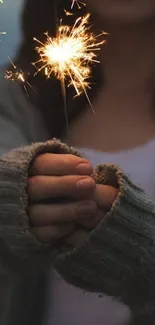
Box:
[93,184,119,210]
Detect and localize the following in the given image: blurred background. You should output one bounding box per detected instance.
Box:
[0,0,23,65]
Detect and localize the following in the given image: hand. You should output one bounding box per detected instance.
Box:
[93,183,119,210]
[66,184,118,247]
[28,153,98,243]
[78,183,118,228]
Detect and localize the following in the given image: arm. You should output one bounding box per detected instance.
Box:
[0,70,52,274]
[0,70,154,318]
[0,73,93,277]
[0,68,48,156]
[52,157,155,320]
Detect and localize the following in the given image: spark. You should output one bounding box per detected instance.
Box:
[71,0,86,9]
[33,13,106,108]
[64,9,74,16]
[0,32,6,39]
[5,57,36,96]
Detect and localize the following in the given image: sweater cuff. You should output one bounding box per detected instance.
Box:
[53,164,155,316]
[0,139,79,273]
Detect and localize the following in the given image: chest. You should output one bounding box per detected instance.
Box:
[69,92,155,152]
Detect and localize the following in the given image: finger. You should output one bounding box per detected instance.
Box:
[93,185,119,210]
[31,224,75,243]
[29,201,97,226]
[30,153,93,176]
[65,229,89,248]
[28,175,96,201]
[78,209,104,229]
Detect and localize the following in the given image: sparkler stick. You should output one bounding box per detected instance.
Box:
[61,76,70,145]
[33,12,106,142]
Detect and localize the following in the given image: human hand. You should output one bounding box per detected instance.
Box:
[78,183,118,228]
[28,153,98,243]
[92,183,119,210]
[66,183,118,246]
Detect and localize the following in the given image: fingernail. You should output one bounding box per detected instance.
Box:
[76,177,95,191]
[76,163,93,175]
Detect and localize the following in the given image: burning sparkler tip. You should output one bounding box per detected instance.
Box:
[34,13,105,99]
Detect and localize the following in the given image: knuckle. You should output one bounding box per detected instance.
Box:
[34,153,47,165]
[28,175,41,191]
[30,158,40,175]
[64,204,78,220]
[32,227,50,243]
[55,225,69,238]
[74,205,81,218]
[56,225,74,238]
[66,154,84,167]
[30,154,49,175]
[70,154,85,165]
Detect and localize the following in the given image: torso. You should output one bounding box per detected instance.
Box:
[46,138,155,325]
[69,87,155,152]
[46,88,155,325]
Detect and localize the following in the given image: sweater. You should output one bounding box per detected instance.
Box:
[0,69,155,324]
[47,142,155,325]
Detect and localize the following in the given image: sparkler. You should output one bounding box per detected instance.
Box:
[33,13,105,107]
[33,12,106,142]
[5,57,36,96]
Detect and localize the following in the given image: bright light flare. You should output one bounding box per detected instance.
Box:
[33,13,106,103]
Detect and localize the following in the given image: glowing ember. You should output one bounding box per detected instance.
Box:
[5,59,26,83]
[5,57,36,96]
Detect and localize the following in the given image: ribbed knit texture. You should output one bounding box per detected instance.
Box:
[0,139,79,274]
[0,139,155,320]
[54,163,155,318]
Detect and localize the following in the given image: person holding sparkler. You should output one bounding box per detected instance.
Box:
[0,0,155,324]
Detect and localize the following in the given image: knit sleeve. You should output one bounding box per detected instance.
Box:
[0,139,79,275]
[53,163,155,318]
[1,137,155,318]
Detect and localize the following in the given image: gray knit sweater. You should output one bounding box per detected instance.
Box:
[0,69,155,325]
